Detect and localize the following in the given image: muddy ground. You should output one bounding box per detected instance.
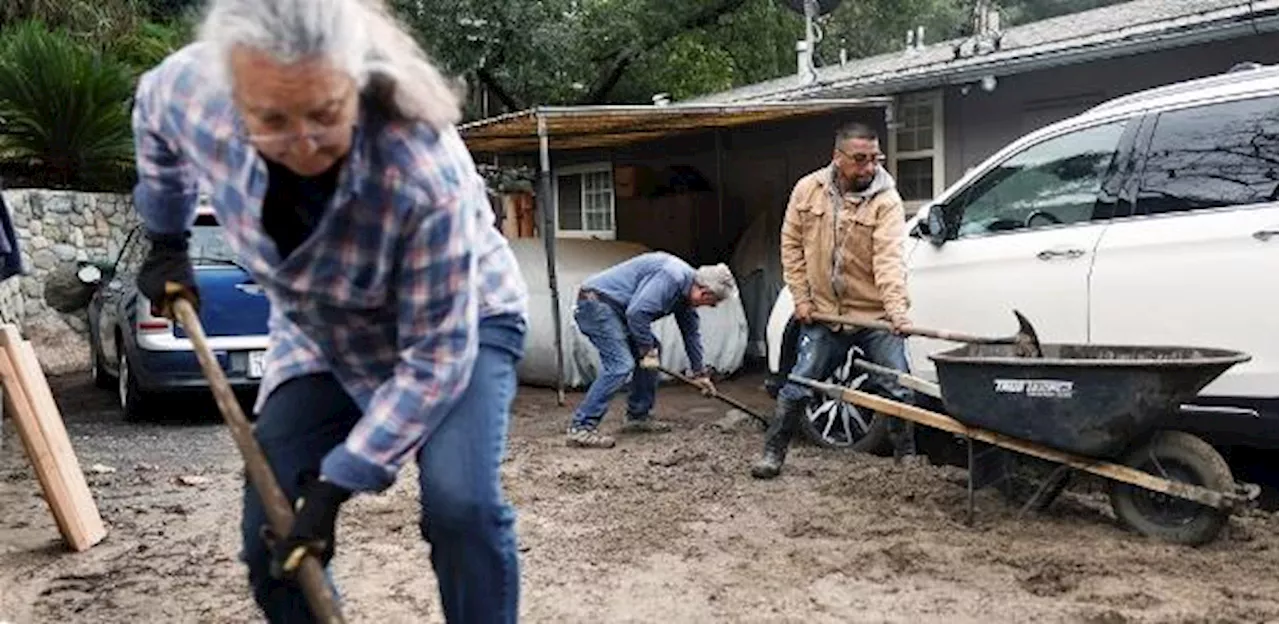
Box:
[0,371,1276,623]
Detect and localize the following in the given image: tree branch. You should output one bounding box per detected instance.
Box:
[580,0,750,103]
[475,66,525,112]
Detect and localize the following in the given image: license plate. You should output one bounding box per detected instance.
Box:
[248,350,266,379]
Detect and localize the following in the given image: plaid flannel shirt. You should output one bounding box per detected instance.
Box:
[130,43,529,493]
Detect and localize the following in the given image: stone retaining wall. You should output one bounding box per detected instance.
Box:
[0,189,138,374]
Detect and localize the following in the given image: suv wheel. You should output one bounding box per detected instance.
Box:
[90,340,113,390]
[799,379,892,453]
[796,347,892,454]
[118,349,149,422]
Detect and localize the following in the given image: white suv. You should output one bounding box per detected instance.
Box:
[765,63,1278,455]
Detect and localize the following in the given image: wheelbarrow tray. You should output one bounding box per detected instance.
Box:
[929,343,1251,459]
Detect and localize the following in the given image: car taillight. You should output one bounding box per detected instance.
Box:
[136,299,173,334]
[137,319,172,333]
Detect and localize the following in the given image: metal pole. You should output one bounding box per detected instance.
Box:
[714,130,725,258]
[537,113,566,405]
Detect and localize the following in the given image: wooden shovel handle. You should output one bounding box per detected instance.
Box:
[656,366,770,427]
[171,298,346,624]
[809,312,1007,344]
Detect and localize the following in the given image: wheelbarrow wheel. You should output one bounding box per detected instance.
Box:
[1109,430,1233,546]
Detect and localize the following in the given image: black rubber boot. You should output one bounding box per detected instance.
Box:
[889,418,926,465]
[751,402,800,479]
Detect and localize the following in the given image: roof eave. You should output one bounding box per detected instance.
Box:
[710,3,1278,103]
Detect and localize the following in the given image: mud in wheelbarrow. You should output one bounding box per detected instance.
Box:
[791,342,1262,545]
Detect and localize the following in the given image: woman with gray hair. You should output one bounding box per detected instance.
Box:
[130,0,528,621]
[567,252,736,449]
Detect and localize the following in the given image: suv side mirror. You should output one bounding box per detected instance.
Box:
[930,208,950,246]
[919,205,949,247]
[910,218,928,239]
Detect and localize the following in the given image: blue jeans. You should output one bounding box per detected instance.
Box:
[779,323,917,454]
[570,298,657,429]
[241,318,525,623]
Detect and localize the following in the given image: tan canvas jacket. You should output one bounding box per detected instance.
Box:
[780,164,910,326]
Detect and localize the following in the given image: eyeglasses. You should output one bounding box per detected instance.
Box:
[247,124,351,151]
[836,147,886,165]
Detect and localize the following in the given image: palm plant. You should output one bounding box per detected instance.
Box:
[0,21,136,190]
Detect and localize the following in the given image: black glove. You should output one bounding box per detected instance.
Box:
[268,475,351,580]
[136,230,199,318]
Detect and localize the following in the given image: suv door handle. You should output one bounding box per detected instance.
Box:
[1036,248,1086,261]
[1252,229,1278,242]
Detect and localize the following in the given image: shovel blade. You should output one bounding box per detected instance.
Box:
[1011,309,1044,358]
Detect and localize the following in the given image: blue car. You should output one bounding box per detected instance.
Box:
[83,206,271,421]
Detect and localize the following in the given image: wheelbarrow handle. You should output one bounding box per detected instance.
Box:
[171,298,346,624]
[786,373,845,401]
[850,359,942,400]
[809,312,1010,344]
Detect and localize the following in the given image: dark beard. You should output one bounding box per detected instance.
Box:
[850,174,874,193]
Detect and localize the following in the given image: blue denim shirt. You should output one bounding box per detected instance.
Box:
[582,252,703,372]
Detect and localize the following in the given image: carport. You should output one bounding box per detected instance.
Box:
[460,98,892,401]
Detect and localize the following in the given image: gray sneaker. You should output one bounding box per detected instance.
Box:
[618,415,673,434]
[566,426,616,448]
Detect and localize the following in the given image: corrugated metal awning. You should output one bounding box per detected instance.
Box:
[459,98,892,153]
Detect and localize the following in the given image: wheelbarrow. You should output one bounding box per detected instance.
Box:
[790,342,1262,546]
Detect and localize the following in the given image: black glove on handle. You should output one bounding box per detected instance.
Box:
[268,476,352,580]
[136,231,199,318]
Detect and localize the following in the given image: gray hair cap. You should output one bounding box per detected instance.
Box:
[694,263,737,301]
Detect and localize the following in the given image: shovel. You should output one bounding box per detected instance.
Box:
[810,310,1044,358]
[656,365,771,428]
[170,295,346,624]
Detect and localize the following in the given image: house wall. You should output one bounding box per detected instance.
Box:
[551,109,886,267]
[941,34,1278,185]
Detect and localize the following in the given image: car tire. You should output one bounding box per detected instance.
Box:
[90,338,113,390]
[775,320,893,454]
[798,386,892,454]
[118,348,150,422]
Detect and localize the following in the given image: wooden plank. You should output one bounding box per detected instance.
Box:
[838,387,1231,509]
[0,343,75,544]
[0,325,107,551]
[15,335,108,550]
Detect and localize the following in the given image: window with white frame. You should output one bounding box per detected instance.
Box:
[555,163,616,238]
[889,91,945,214]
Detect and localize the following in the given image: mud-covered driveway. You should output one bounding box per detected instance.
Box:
[1,372,1276,623]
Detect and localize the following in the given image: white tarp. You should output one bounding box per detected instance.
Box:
[510,238,748,389]
[729,210,784,359]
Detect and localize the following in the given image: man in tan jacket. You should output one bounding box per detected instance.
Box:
[751,122,920,479]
